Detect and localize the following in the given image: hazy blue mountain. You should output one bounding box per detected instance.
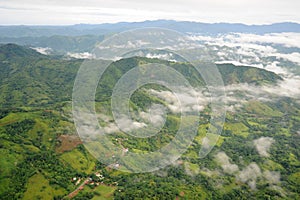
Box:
[1,20,299,54]
[0,20,299,38]
[0,35,104,53]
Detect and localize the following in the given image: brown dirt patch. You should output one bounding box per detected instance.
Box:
[56,134,82,153]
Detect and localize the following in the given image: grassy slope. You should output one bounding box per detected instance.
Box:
[0,44,299,199]
[23,173,66,200]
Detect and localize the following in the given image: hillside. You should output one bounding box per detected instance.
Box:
[0,44,299,199]
[0,43,44,60]
[217,63,283,85]
[0,44,282,108]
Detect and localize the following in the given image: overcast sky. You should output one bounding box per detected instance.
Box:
[0,0,299,25]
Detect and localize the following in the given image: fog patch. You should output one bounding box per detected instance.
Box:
[269,185,286,197]
[31,47,52,55]
[67,52,95,59]
[184,162,200,177]
[248,180,257,190]
[139,104,166,128]
[215,60,264,69]
[237,163,261,190]
[148,88,208,113]
[264,61,290,75]
[148,76,300,114]
[213,152,282,190]
[263,170,281,184]
[231,32,300,49]
[191,32,300,49]
[190,33,300,76]
[145,52,178,62]
[271,52,300,65]
[116,115,147,132]
[103,123,119,134]
[253,137,275,157]
[214,152,239,174]
[224,76,300,102]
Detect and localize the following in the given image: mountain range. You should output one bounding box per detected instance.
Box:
[1,20,300,38]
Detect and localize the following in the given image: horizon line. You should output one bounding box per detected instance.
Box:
[1,19,300,27]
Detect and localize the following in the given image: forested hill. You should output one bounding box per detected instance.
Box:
[0,43,299,200]
[0,44,282,108]
[0,43,45,60]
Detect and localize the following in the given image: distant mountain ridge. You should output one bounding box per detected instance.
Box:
[0,20,300,38]
[0,44,282,107]
[0,35,104,54]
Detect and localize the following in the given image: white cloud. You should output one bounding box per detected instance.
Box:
[116,115,147,132]
[237,163,261,189]
[145,53,177,62]
[148,88,208,113]
[0,0,300,24]
[31,47,52,55]
[263,170,281,184]
[67,52,95,59]
[271,52,300,64]
[94,113,148,134]
[139,104,166,127]
[148,72,300,114]
[96,105,168,135]
[192,33,300,73]
[212,151,282,190]
[221,76,300,109]
[215,152,239,174]
[253,137,275,157]
[269,76,300,97]
[248,180,257,190]
[215,60,264,69]
[103,123,119,134]
[233,32,300,49]
[264,61,289,75]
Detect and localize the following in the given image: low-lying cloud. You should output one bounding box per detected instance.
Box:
[214,152,239,174]
[253,137,275,157]
[67,52,95,59]
[237,162,262,185]
[190,32,300,77]
[139,104,166,128]
[213,151,281,190]
[147,73,300,114]
[31,47,52,55]
[263,170,281,184]
[148,87,208,113]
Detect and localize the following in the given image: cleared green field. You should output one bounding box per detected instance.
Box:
[23,173,65,200]
[224,122,249,137]
[245,101,283,117]
[177,185,208,199]
[60,148,96,174]
[92,185,116,200]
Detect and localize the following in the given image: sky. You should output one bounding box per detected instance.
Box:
[0,0,299,25]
